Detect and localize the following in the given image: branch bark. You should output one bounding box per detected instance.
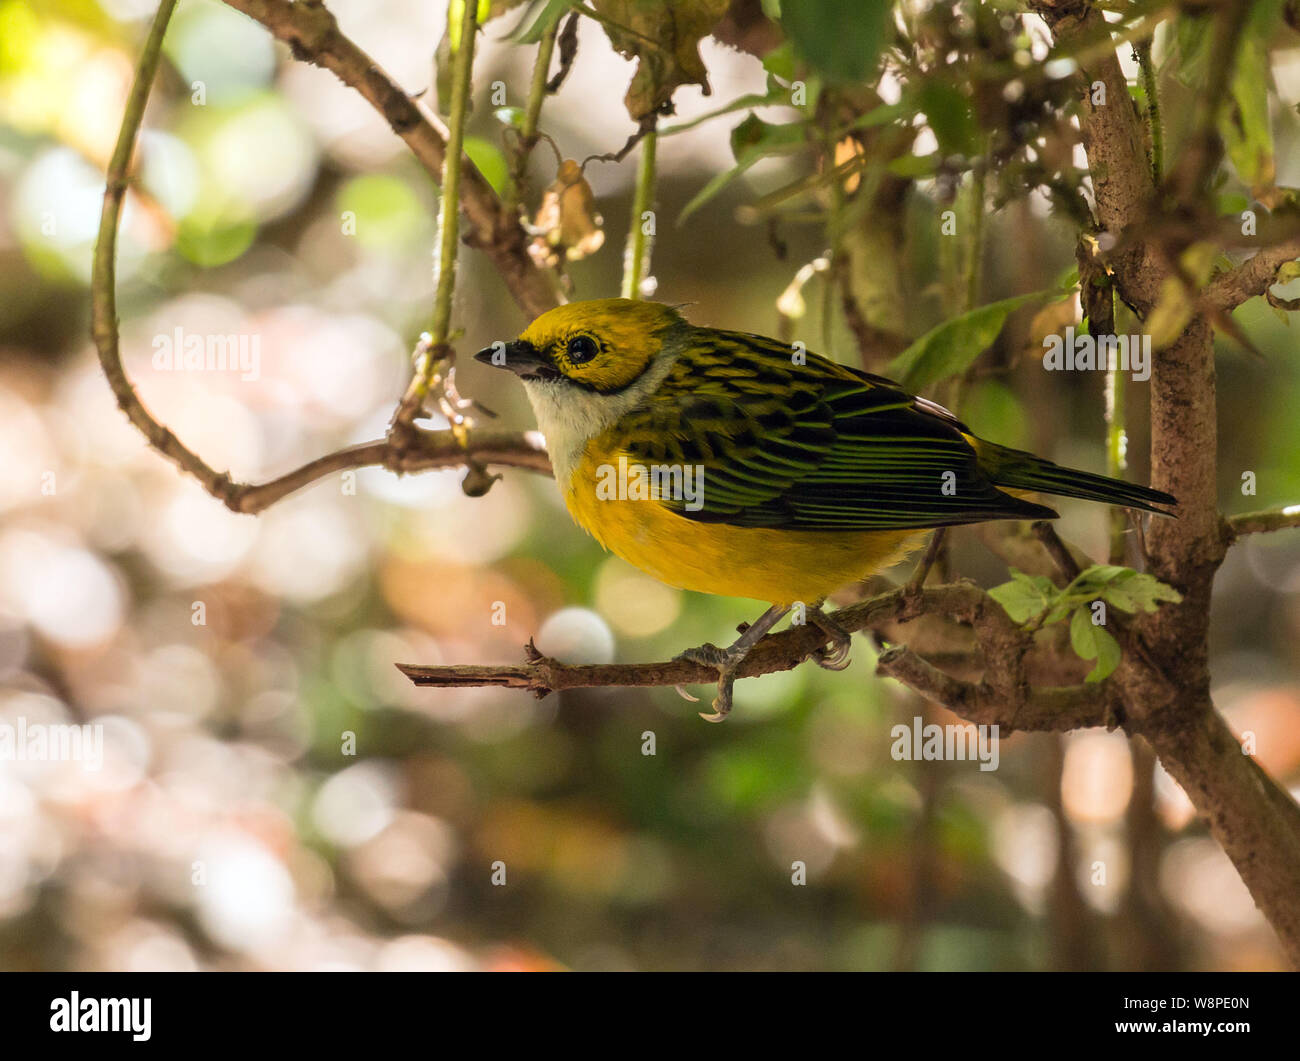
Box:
[400,583,1115,734]
[1204,236,1300,314]
[94,2,556,516]
[1035,0,1300,967]
[221,0,560,320]
[1225,504,1300,539]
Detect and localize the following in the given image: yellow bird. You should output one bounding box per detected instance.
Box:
[476,298,1175,719]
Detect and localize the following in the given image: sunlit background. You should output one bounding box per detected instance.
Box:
[2,0,1300,971]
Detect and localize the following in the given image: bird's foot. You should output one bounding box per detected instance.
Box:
[807,605,853,671]
[673,642,745,722]
[674,604,791,722]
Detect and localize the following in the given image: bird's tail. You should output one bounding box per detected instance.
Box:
[975,440,1177,516]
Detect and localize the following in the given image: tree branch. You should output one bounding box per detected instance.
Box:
[399,583,1113,734]
[1225,504,1300,539]
[221,0,559,320]
[225,430,550,514]
[1203,236,1300,314]
[874,644,1108,733]
[92,2,553,516]
[1036,0,1300,968]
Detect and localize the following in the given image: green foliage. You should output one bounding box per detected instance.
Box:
[916,80,977,158]
[1168,0,1284,193]
[464,135,510,195]
[678,114,808,222]
[989,565,1183,682]
[885,289,1066,392]
[1224,28,1274,192]
[1068,608,1121,685]
[510,0,573,42]
[778,0,893,84]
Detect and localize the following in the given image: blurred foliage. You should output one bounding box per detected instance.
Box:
[0,0,1298,973]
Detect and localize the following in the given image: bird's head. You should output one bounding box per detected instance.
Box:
[474,298,685,393]
[475,298,688,479]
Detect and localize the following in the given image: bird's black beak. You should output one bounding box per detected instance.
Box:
[473,340,560,380]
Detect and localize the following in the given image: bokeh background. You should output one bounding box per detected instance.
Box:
[3,0,1300,971]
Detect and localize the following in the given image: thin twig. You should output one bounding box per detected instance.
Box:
[583,120,655,167]
[391,0,480,436]
[399,583,1109,733]
[1031,521,1083,583]
[227,430,550,514]
[397,577,1107,733]
[505,18,559,212]
[1133,38,1163,185]
[545,12,580,94]
[222,0,558,319]
[620,128,657,299]
[91,1,244,502]
[92,2,555,515]
[1225,504,1300,540]
[429,0,477,349]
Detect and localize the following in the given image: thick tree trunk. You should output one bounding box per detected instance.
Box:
[1035,0,1300,966]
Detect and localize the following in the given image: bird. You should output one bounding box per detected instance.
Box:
[475,298,1176,720]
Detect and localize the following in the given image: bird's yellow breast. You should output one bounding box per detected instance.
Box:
[563,438,922,605]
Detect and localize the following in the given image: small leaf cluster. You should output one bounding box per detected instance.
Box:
[988,565,1183,683]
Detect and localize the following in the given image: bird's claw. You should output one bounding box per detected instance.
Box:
[673,604,791,723]
[812,639,853,671]
[697,691,733,723]
[674,643,741,722]
[808,606,853,671]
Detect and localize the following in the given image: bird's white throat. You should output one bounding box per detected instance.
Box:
[521,351,681,487]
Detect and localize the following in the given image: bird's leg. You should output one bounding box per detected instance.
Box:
[902,527,947,617]
[807,604,853,671]
[675,604,790,723]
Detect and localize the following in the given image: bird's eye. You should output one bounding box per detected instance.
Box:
[566,335,599,365]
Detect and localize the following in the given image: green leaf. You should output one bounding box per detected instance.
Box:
[761,40,797,82]
[1054,263,1080,290]
[1216,191,1251,215]
[678,154,761,223]
[988,570,1058,624]
[838,100,909,136]
[510,0,574,43]
[464,136,510,196]
[1276,261,1300,285]
[678,114,807,223]
[494,106,527,129]
[1223,32,1274,192]
[780,0,893,84]
[1168,10,1213,88]
[886,152,938,178]
[1072,564,1135,588]
[917,80,976,158]
[1101,571,1182,613]
[658,92,783,137]
[886,288,1064,392]
[1070,607,1121,683]
[729,113,807,158]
